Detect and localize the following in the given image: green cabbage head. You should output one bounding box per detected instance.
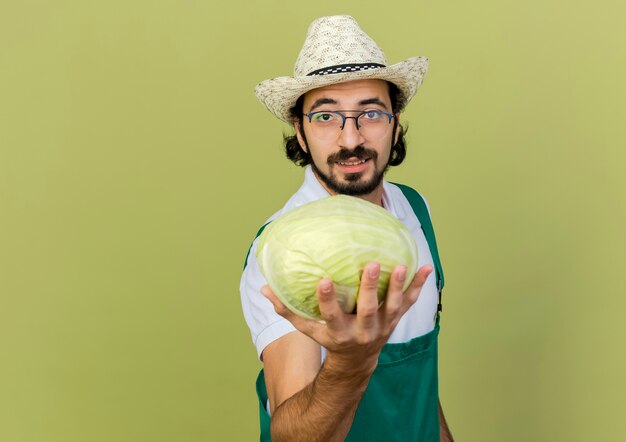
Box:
[256,195,418,320]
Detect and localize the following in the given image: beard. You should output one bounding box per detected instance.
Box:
[305,144,390,196]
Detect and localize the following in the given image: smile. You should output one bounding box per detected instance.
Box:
[337,159,368,166]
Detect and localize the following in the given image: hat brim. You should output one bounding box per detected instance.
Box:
[255,56,428,124]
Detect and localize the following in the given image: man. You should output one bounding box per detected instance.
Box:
[241,15,453,441]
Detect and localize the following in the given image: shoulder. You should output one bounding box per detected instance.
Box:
[383,181,432,228]
[385,181,431,213]
[255,168,331,231]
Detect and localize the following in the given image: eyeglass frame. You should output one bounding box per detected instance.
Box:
[302,109,395,132]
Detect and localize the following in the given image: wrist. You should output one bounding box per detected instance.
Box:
[323,351,378,379]
[316,355,375,399]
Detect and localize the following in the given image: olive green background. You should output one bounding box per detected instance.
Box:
[1,1,625,441]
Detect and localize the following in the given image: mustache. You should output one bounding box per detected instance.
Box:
[327,146,378,164]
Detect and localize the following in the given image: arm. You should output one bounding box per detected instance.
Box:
[264,337,376,442]
[262,263,433,442]
[439,399,454,442]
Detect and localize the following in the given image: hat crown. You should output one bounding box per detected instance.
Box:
[294,16,388,77]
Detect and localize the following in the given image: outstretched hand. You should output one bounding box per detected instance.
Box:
[261,263,433,368]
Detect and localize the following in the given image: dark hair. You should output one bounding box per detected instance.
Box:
[283,82,408,167]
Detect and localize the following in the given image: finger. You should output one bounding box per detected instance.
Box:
[261,284,290,317]
[261,285,324,337]
[382,264,408,318]
[412,265,434,288]
[316,278,347,330]
[356,262,381,328]
[402,265,433,309]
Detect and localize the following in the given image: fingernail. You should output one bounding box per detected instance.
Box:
[321,279,332,293]
[368,264,380,279]
[397,266,407,282]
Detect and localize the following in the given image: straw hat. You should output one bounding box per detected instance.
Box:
[255,15,429,124]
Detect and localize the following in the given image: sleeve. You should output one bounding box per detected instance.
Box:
[240,238,296,360]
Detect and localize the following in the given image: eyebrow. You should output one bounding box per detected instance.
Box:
[307,97,389,112]
[358,98,388,109]
[308,98,337,112]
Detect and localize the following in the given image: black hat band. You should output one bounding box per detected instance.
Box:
[307,63,386,76]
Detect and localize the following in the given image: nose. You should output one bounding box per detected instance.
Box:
[338,116,365,148]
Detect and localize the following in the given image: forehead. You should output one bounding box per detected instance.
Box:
[302,79,391,109]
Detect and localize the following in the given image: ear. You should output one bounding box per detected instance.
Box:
[393,114,401,145]
[294,120,308,153]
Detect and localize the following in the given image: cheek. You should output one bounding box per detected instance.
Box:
[377,138,394,162]
[309,148,327,165]
[305,139,329,158]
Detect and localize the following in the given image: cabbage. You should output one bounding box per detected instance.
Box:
[256,195,418,320]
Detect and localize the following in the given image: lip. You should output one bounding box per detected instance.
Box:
[335,157,370,174]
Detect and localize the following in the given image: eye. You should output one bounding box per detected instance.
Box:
[312,112,337,122]
[362,110,383,120]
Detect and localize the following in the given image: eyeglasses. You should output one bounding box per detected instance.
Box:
[303,110,394,140]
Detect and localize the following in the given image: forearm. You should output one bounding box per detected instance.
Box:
[270,354,376,442]
[439,399,454,442]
